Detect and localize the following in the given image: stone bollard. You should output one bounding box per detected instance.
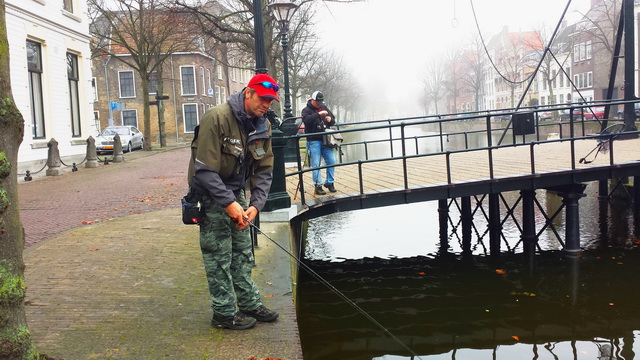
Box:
[45,138,62,176]
[112,134,124,163]
[85,136,99,168]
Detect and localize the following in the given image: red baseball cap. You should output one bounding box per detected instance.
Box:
[247,73,280,102]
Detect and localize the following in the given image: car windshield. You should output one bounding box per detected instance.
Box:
[101,127,129,136]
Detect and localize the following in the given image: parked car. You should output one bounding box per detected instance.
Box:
[573,106,605,120]
[616,102,640,119]
[538,111,553,121]
[95,126,144,154]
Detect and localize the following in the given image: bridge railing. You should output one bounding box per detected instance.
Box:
[284,99,639,206]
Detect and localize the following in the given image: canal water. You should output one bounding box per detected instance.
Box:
[295,122,640,359]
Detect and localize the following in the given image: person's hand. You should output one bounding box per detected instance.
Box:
[325,116,331,122]
[245,205,259,223]
[225,201,249,229]
[318,110,328,116]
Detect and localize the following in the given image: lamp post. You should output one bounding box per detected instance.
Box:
[268,0,298,120]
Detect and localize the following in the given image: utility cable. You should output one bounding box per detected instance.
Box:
[248,221,423,359]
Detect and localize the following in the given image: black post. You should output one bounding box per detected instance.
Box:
[461,197,472,255]
[254,0,291,212]
[279,22,293,120]
[521,190,536,257]
[562,187,586,256]
[623,0,637,132]
[489,193,501,256]
[438,199,449,253]
[253,0,267,74]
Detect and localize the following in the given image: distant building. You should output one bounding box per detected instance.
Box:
[6,0,96,175]
[90,6,254,146]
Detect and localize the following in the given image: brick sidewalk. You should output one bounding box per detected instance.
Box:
[19,147,191,247]
[19,146,303,359]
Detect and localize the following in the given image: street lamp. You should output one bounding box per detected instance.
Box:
[268,0,298,120]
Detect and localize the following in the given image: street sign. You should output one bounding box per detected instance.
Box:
[208,88,214,96]
[110,101,117,110]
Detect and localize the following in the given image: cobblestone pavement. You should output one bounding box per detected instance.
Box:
[19,147,190,247]
[20,146,303,359]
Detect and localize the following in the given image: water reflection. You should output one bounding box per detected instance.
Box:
[297,183,640,359]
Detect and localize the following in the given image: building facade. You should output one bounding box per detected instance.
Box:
[7,0,96,174]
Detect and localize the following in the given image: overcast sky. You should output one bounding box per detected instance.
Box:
[312,0,592,117]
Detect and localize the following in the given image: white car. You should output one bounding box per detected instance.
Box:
[96,126,144,154]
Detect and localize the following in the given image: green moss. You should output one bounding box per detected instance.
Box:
[0,264,25,306]
[0,189,8,213]
[0,325,36,359]
[0,98,23,131]
[0,152,10,179]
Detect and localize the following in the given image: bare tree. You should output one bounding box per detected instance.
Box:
[422,58,447,115]
[89,0,195,149]
[443,47,464,113]
[0,1,41,358]
[460,34,486,112]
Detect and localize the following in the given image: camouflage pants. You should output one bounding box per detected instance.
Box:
[199,191,261,317]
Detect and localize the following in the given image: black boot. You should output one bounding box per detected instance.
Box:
[324,183,337,193]
[315,185,326,195]
[211,312,257,330]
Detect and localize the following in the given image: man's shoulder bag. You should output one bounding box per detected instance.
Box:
[323,126,343,149]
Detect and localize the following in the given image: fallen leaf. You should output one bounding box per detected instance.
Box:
[512,335,520,341]
[418,272,426,275]
[264,294,274,298]
[89,248,99,251]
[495,269,506,275]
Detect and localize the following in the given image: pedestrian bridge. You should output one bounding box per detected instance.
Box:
[281,101,640,255]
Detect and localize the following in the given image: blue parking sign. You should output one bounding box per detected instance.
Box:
[110,101,117,110]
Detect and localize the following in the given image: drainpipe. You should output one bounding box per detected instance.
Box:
[104,55,112,127]
[170,54,179,143]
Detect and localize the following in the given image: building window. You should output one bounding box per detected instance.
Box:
[91,77,98,102]
[148,72,158,94]
[122,109,138,127]
[586,41,592,60]
[206,69,212,96]
[215,85,221,104]
[67,52,81,137]
[27,40,45,139]
[573,44,579,63]
[119,71,135,98]
[217,65,222,80]
[200,66,206,95]
[63,0,73,12]
[221,86,227,103]
[183,103,199,132]
[180,66,196,95]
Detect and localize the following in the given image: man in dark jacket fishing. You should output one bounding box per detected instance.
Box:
[301,91,337,195]
[187,73,280,330]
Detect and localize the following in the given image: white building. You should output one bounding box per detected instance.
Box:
[6,0,96,176]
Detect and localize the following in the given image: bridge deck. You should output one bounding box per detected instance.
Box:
[285,137,640,210]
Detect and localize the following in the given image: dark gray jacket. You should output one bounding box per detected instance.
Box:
[301,99,336,142]
[188,90,273,211]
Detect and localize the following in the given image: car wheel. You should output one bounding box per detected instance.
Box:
[126,142,132,153]
[139,139,144,150]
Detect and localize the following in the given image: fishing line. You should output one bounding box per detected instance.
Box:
[248,221,423,359]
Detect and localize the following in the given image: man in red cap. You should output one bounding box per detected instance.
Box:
[187,73,280,330]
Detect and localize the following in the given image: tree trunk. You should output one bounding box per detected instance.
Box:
[157,66,166,148]
[0,1,39,358]
[140,77,152,151]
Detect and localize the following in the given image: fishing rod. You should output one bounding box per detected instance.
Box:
[248,221,423,360]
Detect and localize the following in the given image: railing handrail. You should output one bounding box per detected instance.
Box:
[287,99,640,205]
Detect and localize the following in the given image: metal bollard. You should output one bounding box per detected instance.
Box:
[112,134,124,163]
[85,136,99,168]
[45,138,62,176]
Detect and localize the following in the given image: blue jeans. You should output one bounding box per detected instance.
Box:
[307,140,335,185]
